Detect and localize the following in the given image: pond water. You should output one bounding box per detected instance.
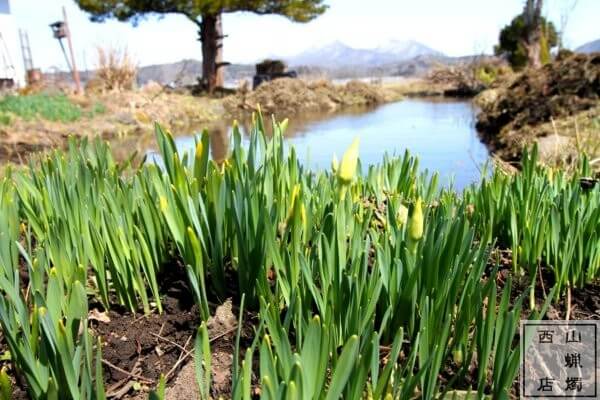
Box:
[149,99,490,191]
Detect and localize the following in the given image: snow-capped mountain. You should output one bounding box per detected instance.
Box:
[375,39,443,59]
[286,40,444,67]
[576,39,600,54]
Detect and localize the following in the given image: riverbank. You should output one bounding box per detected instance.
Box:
[223,78,406,116]
[0,78,413,165]
[475,53,600,169]
[0,86,224,164]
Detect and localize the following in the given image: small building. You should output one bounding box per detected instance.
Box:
[0,0,25,87]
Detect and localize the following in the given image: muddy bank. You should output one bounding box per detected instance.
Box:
[222,78,404,117]
[0,87,223,164]
[475,54,600,162]
[1,79,407,165]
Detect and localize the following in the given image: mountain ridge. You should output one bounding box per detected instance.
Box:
[576,39,600,54]
[285,40,444,67]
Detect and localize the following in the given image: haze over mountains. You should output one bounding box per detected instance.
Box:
[129,39,450,86]
[132,37,600,86]
[55,39,514,87]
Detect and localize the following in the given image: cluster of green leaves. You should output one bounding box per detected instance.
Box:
[14,140,168,314]
[0,176,104,399]
[0,115,597,399]
[74,0,327,24]
[0,94,105,124]
[465,147,600,309]
[154,117,556,399]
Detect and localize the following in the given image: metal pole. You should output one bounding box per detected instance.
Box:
[62,6,82,94]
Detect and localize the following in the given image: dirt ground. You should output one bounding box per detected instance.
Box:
[475,53,600,164]
[222,77,405,117]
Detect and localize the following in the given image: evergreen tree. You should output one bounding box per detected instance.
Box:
[495,11,557,70]
[74,0,327,92]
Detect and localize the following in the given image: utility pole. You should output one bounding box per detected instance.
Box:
[51,7,83,93]
[63,7,82,94]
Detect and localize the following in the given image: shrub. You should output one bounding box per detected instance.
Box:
[87,47,137,93]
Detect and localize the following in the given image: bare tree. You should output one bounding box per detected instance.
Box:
[557,0,579,50]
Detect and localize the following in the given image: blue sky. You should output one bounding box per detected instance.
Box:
[8,0,600,71]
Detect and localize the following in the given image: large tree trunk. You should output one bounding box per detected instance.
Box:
[525,37,542,68]
[522,0,543,68]
[199,13,224,93]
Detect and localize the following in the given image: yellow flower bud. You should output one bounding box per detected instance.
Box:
[286,184,301,223]
[408,198,423,254]
[453,348,463,366]
[280,118,289,133]
[58,320,66,335]
[331,153,339,174]
[195,141,203,160]
[300,204,307,234]
[396,204,409,226]
[159,196,168,212]
[408,198,424,242]
[338,138,360,185]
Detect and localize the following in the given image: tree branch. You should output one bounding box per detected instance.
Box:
[183,12,202,28]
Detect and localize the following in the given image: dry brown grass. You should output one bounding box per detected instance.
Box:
[539,105,600,171]
[427,58,512,96]
[223,78,400,116]
[381,78,447,97]
[87,47,137,93]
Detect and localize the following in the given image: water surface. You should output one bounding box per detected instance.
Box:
[150,99,489,190]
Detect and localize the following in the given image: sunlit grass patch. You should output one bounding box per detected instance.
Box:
[0,93,105,124]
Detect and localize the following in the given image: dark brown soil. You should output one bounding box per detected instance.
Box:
[0,140,59,165]
[93,297,197,395]
[90,264,199,398]
[491,248,600,321]
[89,261,251,399]
[543,280,600,321]
[0,353,29,400]
[476,53,600,160]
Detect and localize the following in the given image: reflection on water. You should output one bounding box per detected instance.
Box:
[209,125,230,164]
[147,99,489,191]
